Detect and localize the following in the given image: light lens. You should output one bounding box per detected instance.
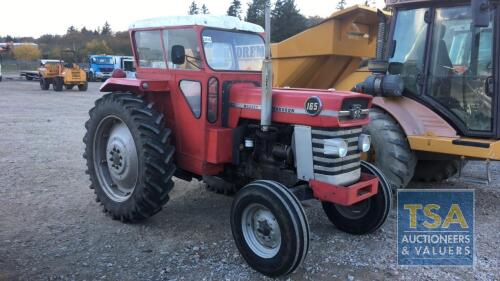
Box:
[324,138,348,158]
[358,134,371,152]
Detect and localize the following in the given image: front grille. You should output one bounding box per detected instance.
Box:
[100,68,113,73]
[311,126,362,178]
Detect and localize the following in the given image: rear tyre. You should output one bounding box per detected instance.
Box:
[363,107,417,190]
[40,78,50,90]
[413,159,460,182]
[65,84,75,90]
[53,77,63,91]
[78,82,88,91]
[83,92,176,222]
[321,161,392,235]
[231,180,309,277]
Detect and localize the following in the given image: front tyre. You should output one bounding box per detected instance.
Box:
[322,161,392,235]
[40,78,50,90]
[83,92,176,222]
[231,180,309,277]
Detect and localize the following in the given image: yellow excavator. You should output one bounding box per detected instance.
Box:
[272,1,499,189]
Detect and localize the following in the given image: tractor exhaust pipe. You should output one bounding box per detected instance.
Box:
[260,4,273,132]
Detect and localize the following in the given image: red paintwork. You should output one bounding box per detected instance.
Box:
[309,174,379,206]
[100,23,378,204]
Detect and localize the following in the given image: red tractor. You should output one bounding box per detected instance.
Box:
[83,11,392,277]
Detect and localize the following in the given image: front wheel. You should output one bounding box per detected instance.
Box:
[83,92,176,221]
[40,78,50,90]
[53,77,63,91]
[230,180,309,277]
[322,161,392,235]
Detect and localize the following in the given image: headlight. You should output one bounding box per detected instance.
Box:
[324,138,348,158]
[358,134,371,152]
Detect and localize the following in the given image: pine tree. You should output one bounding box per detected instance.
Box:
[336,0,347,10]
[271,0,307,42]
[227,0,243,19]
[67,26,77,34]
[188,1,200,15]
[101,22,112,36]
[245,0,270,28]
[201,4,209,14]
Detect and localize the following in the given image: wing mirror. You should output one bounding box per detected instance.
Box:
[472,0,491,27]
[171,45,186,65]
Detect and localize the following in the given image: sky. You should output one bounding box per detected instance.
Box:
[0,0,385,38]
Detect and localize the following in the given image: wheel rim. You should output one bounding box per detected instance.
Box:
[334,199,371,220]
[241,203,281,259]
[93,115,139,202]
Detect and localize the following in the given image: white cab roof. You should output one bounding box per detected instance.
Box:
[130,15,264,33]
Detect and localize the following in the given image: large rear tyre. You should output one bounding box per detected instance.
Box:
[230,180,309,277]
[413,159,460,182]
[83,92,176,222]
[322,161,392,235]
[363,107,417,189]
[53,77,63,92]
[40,78,50,90]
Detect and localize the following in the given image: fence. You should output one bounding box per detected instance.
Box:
[1,60,39,74]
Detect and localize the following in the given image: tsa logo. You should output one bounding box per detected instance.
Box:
[397,190,474,266]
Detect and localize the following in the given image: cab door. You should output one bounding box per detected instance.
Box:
[163,28,209,174]
[425,5,496,136]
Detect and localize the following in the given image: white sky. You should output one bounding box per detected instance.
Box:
[0,0,385,38]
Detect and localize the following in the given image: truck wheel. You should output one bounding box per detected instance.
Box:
[363,107,417,190]
[40,78,50,90]
[413,159,460,182]
[231,180,309,277]
[321,161,392,235]
[53,77,63,92]
[78,82,88,91]
[65,85,74,90]
[83,92,176,222]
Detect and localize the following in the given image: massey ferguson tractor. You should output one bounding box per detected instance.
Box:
[83,10,392,277]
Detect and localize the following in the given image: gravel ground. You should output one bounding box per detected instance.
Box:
[0,79,498,281]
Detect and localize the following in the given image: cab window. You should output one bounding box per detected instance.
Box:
[134,31,166,69]
[163,29,202,71]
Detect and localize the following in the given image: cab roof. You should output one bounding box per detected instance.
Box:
[129,15,264,33]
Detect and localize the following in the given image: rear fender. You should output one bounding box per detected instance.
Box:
[100,78,170,94]
[372,96,457,138]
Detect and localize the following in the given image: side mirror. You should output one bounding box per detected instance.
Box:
[472,0,490,27]
[171,45,186,65]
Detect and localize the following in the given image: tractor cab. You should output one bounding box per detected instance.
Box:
[385,0,498,137]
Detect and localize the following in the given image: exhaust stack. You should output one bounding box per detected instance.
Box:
[260,4,273,132]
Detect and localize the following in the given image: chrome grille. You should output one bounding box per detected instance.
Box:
[311,127,362,183]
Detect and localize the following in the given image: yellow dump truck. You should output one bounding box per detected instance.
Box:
[272,3,500,189]
[39,50,88,92]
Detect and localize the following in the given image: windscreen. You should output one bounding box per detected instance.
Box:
[202,29,265,71]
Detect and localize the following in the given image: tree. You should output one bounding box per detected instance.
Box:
[336,0,347,10]
[12,45,41,61]
[84,39,112,56]
[101,22,112,36]
[227,0,242,19]
[306,16,324,27]
[245,0,270,28]
[201,4,209,14]
[271,0,307,42]
[188,1,200,15]
[66,26,77,34]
